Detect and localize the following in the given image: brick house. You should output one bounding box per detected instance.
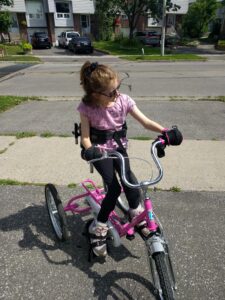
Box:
[114,0,189,37]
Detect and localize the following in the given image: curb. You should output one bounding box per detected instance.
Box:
[29,95,225,102]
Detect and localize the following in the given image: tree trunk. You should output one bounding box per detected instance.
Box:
[220,7,225,38]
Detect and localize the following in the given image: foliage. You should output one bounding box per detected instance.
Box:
[95,1,114,40]
[0,11,12,42]
[20,41,32,52]
[95,0,180,39]
[93,40,205,62]
[119,37,142,48]
[216,39,225,50]
[0,96,30,113]
[209,18,222,38]
[0,55,41,62]
[218,39,225,46]
[93,40,161,55]
[121,54,205,61]
[0,0,14,7]
[182,0,218,38]
[0,44,40,61]
[0,43,22,54]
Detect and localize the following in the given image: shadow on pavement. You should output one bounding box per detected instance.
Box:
[0,204,159,299]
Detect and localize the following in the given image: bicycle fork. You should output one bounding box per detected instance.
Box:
[146,234,177,295]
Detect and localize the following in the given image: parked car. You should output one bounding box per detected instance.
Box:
[58,31,80,48]
[68,36,93,54]
[134,31,161,47]
[31,32,52,49]
[165,34,180,47]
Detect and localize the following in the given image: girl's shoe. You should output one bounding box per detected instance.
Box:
[88,220,108,257]
[129,204,150,237]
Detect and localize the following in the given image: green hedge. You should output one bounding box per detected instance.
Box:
[215,40,225,50]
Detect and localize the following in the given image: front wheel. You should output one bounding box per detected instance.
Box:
[153,252,175,300]
[45,184,69,241]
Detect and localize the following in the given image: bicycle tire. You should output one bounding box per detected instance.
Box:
[45,184,69,241]
[153,252,175,300]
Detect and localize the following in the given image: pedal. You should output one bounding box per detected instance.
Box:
[126,233,135,241]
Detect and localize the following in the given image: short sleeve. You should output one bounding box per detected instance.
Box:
[125,95,136,113]
[77,101,88,117]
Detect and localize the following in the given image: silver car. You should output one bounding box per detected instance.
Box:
[58,31,80,48]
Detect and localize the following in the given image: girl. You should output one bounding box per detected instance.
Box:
[77,61,182,257]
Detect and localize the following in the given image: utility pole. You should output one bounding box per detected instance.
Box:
[161,0,166,56]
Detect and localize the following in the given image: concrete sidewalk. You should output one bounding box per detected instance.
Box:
[0,136,224,191]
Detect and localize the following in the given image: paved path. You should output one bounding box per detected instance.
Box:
[0,136,224,191]
[1,185,224,300]
[0,97,224,190]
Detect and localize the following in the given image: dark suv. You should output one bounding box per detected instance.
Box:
[31,32,52,49]
[68,36,93,54]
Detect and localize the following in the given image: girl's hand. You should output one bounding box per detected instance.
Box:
[83,146,102,161]
[162,126,183,146]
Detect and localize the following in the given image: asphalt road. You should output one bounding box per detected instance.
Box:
[0,63,32,79]
[1,185,224,300]
[1,60,225,98]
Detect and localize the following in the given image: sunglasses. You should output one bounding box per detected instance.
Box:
[98,82,121,98]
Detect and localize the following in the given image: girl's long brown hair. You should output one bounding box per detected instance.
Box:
[80,61,118,106]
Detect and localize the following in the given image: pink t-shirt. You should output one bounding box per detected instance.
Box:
[77,93,136,149]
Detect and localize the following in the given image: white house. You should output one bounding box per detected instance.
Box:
[148,0,189,31]
[1,0,95,43]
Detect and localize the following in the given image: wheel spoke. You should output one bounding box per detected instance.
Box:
[45,184,69,241]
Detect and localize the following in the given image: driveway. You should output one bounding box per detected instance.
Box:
[32,46,105,57]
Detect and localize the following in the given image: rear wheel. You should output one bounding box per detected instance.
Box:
[153,252,175,300]
[45,184,69,241]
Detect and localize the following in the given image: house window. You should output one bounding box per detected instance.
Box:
[26,1,44,20]
[121,14,128,20]
[81,15,89,28]
[11,14,18,28]
[56,2,71,19]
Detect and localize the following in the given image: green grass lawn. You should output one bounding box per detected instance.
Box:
[93,40,162,55]
[93,40,205,61]
[0,95,39,113]
[121,53,206,61]
[0,44,41,62]
[0,44,23,55]
[0,55,41,62]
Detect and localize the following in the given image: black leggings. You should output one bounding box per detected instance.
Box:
[93,150,141,223]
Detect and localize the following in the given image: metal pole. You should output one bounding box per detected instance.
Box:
[161,0,166,56]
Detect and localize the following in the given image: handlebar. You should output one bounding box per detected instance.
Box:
[89,140,164,189]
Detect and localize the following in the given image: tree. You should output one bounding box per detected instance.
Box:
[0,0,14,8]
[95,1,115,40]
[182,0,218,38]
[220,0,225,38]
[0,0,14,42]
[95,0,180,39]
[0,11,12,42]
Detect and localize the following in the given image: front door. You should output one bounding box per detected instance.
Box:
[80,15,90,35]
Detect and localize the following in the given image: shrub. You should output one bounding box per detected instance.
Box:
[216,39,225,50]
[20,41,32,53]
[218,40,225,46]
